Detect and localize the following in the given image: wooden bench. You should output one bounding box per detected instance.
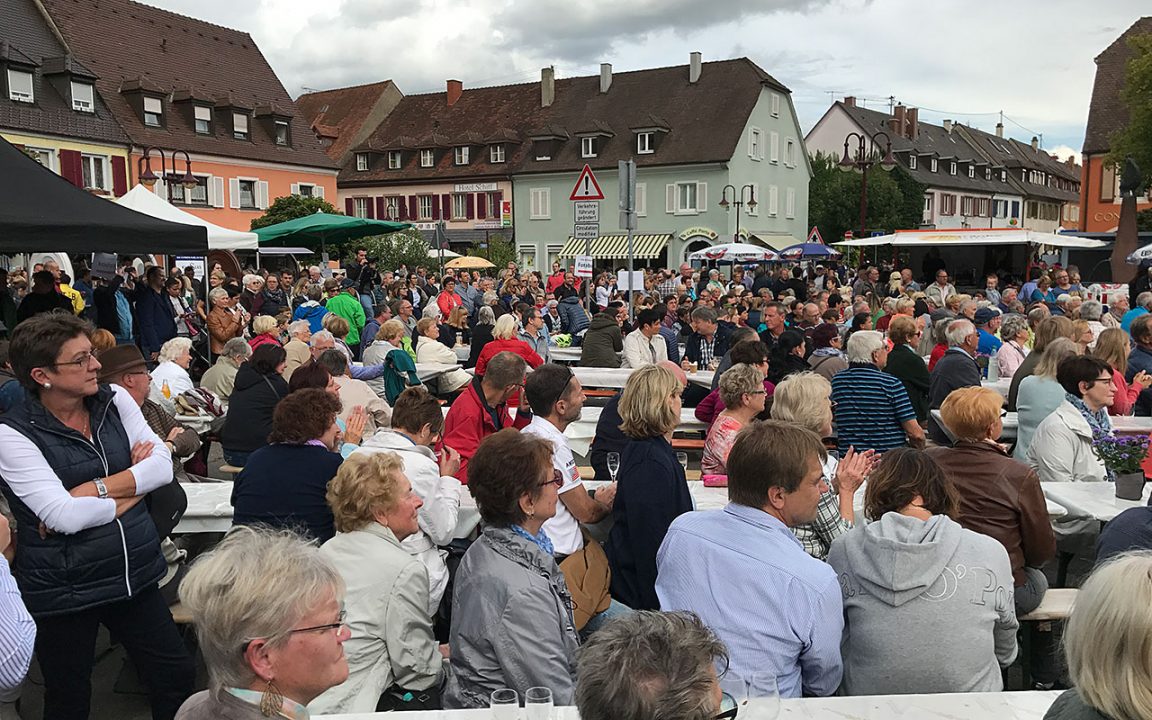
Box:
[1017,588,1077,688]
[584,389,617,398]
[218,464,244,478]
[670,438,706,452]
[578,466,701,482]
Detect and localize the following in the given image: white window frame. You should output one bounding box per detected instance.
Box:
[635,182,647,217]
[353,197,369,219]
[143,96,163,127]
[384,196,401,219]
[923,195,934,220]
[490,144,506,163]
[770,92,781,118]
[909,154,917,170]
[356,153,369,171]
[295,183,315,198]
[233,112,249,140]
[451,193,468,220]
[985,168,992,180]
[671,181,706,215]
[454,146,470,165]
[518,245,538,272]
[194,105,212,134]
[785,138,796,167]
[70,81,94,112]
[6,69,33,103]
[80,154,109,192]
[274,120,290,146]
[785,187,796,219]
[25,146,54,171]
[581,136,596,159]
[949,161,957,176]
[485,192,501,219]
[420,149,434,167]
[386,151,402,169]
[769,131,779,164]
[748,127,762,160]
[170,174,212,207]
[637,132,654,155]
[418,195,434,220]
[967,166,975,179]
[237,178,258,209]
[530,188,551,220]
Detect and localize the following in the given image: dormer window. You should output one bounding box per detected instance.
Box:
[490,144,506,163]
[985,168,991,180]
[233,112,249,140]
[194,106,212,134]
[949,161,956,176]
[356,153,369,171]
[637,132,654,154]
[909,154,917,170]
[6,69,33,103]
[1000,170,1007,182]
[454,146,470,165]
[581,137,596,159]
[143,96,163,127]
[387,151,401,169]
[274,120,290,146]
[420,149,434,167]
[70,81,94,112]
[930,158,938,172]
[967,166,975,178]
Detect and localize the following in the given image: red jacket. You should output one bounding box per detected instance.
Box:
[437,291,463,319]
[474,338,544,377]
[545,271,567,294]
[442,379,531,484]
[248,333,282,351]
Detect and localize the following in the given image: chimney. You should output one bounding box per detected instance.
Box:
[893,104,907,136]
[887,117,901,133]
[1031,136,1039,151]
[446,79,463,107]
[843,95,856,107]
[995,122,1004,138]
[540,66,555,107]
[599,63,612,94]
[942,119,953,135]
[906,107,919,140]
[689,52,702,83]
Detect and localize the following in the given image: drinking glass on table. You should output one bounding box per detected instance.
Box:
[720,673,779,720]
[524,687,553,720]
[675,451,689,475]
[607,452,621,482]
[491,688,520,720]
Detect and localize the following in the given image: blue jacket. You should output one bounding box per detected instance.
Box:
[657,325,681,364]
[293,301,331,334]
[0,385,165,616]
[132,285,176,356]
[556,296,589,336]
[232,444,342,542]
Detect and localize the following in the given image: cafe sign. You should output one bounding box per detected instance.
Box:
[678,226,718,241]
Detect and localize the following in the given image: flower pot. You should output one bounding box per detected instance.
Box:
[1115,472,1146,501]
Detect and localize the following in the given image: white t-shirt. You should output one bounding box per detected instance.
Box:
[522,415,585,556]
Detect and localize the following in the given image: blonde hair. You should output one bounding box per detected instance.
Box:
[326,451,406,534]
[323,313,350,339]
[493,314,519,340]
[619,364,680,439]
[1093,327,1131,376]
[718,363,764,408]
[178,527,344,694]
[770,371,832,434]
[377,319,406,343]
[1065,551,1152,720]
[939,386,1003,442]
[158,336,192,364]
[416,317,437,337]
[251,314,278,336]
[1035,337,1080,378]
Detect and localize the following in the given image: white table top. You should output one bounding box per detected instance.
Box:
[1042,481,1149,522]
[687,370,716,389]
[175,482,233,534]
[452,345,470,362]
[572,367,634,389]
[315,691,1062,719]
[415,362,463,382]
[982,378,1012,399]
[1109,415,1152,435]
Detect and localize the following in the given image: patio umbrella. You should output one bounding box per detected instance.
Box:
[253,212,409,247]
[445,256,495,270]
[687,243,779,263]
[779,242,842,260]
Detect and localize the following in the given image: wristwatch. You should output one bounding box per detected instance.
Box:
[94,478,109,499]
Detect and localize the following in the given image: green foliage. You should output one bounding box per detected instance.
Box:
[1138,208,1152,232]
[807,152,927,244]
[1107,34,1152,187]
[468,233,517,270]
[356,229,432,272]
[250,195,338,231]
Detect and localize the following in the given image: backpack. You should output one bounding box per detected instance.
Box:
[383,348,421,405]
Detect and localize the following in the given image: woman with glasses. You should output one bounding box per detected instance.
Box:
[175,526,350,720]
[702,364,767,478]
[996,313,1031,381]
[444,429,579,708]
[883,315,930,423]
[1028,356,1115,484]
[0,313,194,718]
[606,364,694,611]
[310,451,444,713]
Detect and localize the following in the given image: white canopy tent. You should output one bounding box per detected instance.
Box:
[687,242,780,263]
[834,229,1108,249]
[428,248,461,259]
[115,184,259,251]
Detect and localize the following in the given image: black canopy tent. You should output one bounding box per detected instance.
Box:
[0,136,208,254]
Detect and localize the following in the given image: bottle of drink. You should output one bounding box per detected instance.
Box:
[162,380,171,399]
[987,349,999,381]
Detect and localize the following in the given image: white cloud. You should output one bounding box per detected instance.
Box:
[138,0,1150,151]
[1048,145,1083,165]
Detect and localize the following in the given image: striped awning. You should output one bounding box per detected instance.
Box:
[559,233,671,259]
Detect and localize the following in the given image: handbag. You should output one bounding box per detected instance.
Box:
[558,529,612,631]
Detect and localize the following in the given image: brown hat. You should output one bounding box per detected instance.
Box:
[97,344,147,384]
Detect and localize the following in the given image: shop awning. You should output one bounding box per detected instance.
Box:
[834,229,1109,249]
[559,233,671,259]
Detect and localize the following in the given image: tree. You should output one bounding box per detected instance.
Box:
[1138,208,1152,232]
[250,195,338,231]
[807,152,927,243]
[357,229,433,272]
[1107,33,1152,188]
[468,232,517,271]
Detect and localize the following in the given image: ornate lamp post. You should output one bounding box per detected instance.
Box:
[137,147,199,196]
[838,131,897,237]
[719,184,757,242]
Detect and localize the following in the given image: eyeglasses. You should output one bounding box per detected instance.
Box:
[286,609,347,636]
[1086,376,1113,387]
[550,367,576,408]
[539,469,564,489]
[47,351,98,369]
[714,693,738,720]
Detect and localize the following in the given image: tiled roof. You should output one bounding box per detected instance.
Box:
[0,0,129,145]
[340,58,788,186]
[38,0,337,169]
[296,80,396,162]
[958,125,1081,202]
[1083,17,1152,155]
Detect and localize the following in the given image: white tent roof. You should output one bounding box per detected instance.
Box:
[115,184,259,251]
[834,229,1108,249]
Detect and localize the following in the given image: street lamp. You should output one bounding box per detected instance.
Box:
[838,131,896,237]
[137,147,199,194]
[719,184,757,243]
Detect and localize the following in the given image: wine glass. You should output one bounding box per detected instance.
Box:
[491,688,520,720]
[720,673,780,720]
[524,687,553,720]
[607,452,621,483]
[675,451,689,475]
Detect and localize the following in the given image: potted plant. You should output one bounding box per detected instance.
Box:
[1092,435,1151,500]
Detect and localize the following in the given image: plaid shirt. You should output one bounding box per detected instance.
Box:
[791,456,852,559]
[656,276,682,299]
[697,336,716,369]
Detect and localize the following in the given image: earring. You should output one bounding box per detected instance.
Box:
[259,679,283,717]
[43,382,51,389]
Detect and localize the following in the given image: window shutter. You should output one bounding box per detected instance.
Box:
[696,182,707,210]
[229,178,241,209]
[211,177,225,208]
[344,198,355,215]
[58,149,83,187]
[476,193,487,219]
[365,197,376,219]
[255,181,269,209]
[375,196,386,219]
[494,190,503,204]
[290,183,300,195]
[111,156,128,196]
[314,185,325,199]
[466,193,475,219]
[409,195,418,219]
[769,185,779,216]
[440,194,451,220]
[396,197,406,221]
[666,184,675,213]
[154,177,168,199]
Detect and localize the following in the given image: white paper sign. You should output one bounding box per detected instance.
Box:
[616,270,645,291]
[574,256,593,278]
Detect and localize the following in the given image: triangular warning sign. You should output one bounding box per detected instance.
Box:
[807,226,824,245]
[570,164,605,201]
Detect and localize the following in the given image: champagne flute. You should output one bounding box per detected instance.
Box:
[491,688,520,720]
[720,674,780,720]
[524,687,553,720]
[675,451,689,475]
[607,452,621,483]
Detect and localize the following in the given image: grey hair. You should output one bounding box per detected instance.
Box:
[421,303,441,320]
[481,290,499,305]
[287,320,311,337]
[178,526,344,695]
[958,300,977,317]
[575,610,728,720]
[221,337,252,361]
[158,336,192,363]
[209,287,229,302]
[945,319,975,347]
[846,330,885,363]
[477,305,495,325]
[932,317,954,345]
[242,274,264,287]
[770,371,833,435]
[1027,306,1049,327]
[1139,292,1152,310]
[1080,300,1103,321]
[717,363,764,408]
[310,330,335,347]
[316,348,348,376]
[690,306,717,324]
[999,314,1030,343]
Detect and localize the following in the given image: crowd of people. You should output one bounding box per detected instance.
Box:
[0,251,1150,720]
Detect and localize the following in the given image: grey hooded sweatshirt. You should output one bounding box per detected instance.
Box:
[826,513,1018,695]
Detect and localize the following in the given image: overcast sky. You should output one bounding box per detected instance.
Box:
[143,0,1148,161]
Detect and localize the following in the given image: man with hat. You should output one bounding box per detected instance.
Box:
[325,277,367,354]
[974,307,1003,357]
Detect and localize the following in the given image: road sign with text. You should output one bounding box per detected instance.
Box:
[574,223,599,240]
[574,201,600,223]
